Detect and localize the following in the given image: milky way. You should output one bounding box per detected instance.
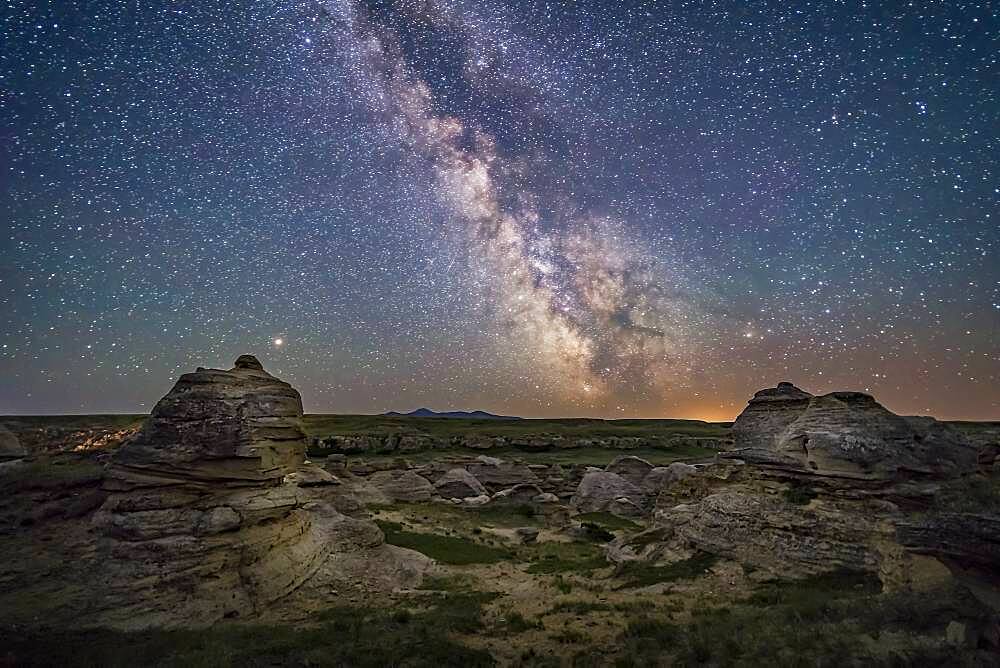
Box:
[1,0,997,419]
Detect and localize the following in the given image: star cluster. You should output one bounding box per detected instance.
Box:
[1,0,997,419]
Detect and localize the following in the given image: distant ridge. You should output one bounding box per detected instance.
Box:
[383,408,523,420]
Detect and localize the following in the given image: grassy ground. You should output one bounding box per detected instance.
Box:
[0,415,147,432]
[331,444,718,466]
[4,569,986,667]
[302,414,731,440]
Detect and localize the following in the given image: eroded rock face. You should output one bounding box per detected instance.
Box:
[655,491,886,575]
[90,356,427,629]
[109,354,306,487]
[729,383,977,481]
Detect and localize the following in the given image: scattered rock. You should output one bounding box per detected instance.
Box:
[605,455,654,484]
[434,468,488,499]
[288,467,341,487]
[571,471,648,516]
[515,527,540,544]
[366,470,435,503]
[643,463,697,492]
[490,484,545,505]
[467,461,541,492]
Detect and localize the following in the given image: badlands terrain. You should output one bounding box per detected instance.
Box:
[0,356,998,666]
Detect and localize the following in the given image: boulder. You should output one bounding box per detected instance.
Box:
[0,423,27,461]
[434,468,488,499]
[366,470,435,503]
[728,383,978,481]
[490,483,545,505]
[515,527,540,544]
[643,463,697,492]
[467,461,540,492]
[605,455,654,484]
[571,471,648,516]
[288,467,341,487]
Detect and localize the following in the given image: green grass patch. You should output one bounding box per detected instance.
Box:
[470,503,544,527]
[782,484,818,506]
[745,569,881,609]
[614,553,718,589]
[376,520,513,565]
[616,583,991,666]
[301,414,730,440]
[525,541,608,574]
[0,456,105,490]
[547,600,613,615]
[404,590,502,634]
[1,604,495,667]
[503,610,542,632]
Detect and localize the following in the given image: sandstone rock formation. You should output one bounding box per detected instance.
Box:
[434,468,488,499]
[365,470,435,503]
[610,383,992,595]
[90,355,427,629]
[468,460,541,492]
[571,470,647,517]
[605,455,654,484]
[728,382,978,481]
[642,462,698,492]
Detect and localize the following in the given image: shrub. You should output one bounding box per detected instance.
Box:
[783,484,818,506]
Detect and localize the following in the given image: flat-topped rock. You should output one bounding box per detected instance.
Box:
[728,383,977,480]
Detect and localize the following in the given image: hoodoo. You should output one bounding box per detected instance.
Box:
[90,355,427,629]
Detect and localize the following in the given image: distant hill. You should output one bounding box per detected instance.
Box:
[382,408,523,420]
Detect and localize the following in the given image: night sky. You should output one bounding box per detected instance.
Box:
[2,0,997,420]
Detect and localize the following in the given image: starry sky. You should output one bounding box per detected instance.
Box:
[1,0,998,420]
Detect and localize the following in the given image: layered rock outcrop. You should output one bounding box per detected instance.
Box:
[613,383,991,591]
[90,355,427,629]
[728,382,978,481]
